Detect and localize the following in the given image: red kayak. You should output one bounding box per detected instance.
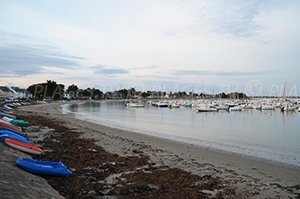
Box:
[5,138,43,155]
[0,120,22,132]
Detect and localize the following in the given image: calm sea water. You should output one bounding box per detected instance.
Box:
[62,100,300,167]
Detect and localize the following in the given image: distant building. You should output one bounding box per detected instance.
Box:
[0,86,14,98]
[63,92,78,99]
[11,87,32,98]
[0,86,32,99]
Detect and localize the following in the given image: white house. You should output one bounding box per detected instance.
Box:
[0,86,14,98]
[10,87,32,98]
[0,86,32,99]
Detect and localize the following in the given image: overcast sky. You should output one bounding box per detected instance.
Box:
[0,0,299,96]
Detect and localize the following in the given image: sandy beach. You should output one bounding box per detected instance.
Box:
[17,102,300,198]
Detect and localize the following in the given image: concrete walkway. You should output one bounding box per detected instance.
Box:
[0,143,63,199]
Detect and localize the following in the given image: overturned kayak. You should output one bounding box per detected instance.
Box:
[0,112,17,119]
[0,127,26,137]
[2,116,29,127]
[0,131,31,144]
[1,116,13,122]
[9,119,29,127]
[0,120,22,132]
[5,138,42,155]
[16,158,72,177]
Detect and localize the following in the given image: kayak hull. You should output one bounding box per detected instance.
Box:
[0,120,22,132]
[10,120,29,127]
[0,134,31,144]
[0,127,26,137]
[16,158,72,176]
[5,138,42,155]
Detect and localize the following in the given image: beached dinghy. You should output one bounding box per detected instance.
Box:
[0,134,32,144]
[16,158,72,176]
[0,127,26,137]
[4,138,42,155]
[0,120,22,132]
[9,119,29,127]
[0,130,29,141]
[0,112,17,119]
[2,116,28,127]
[1,116,13,122]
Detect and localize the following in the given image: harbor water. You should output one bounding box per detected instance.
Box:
[62,100,300,167]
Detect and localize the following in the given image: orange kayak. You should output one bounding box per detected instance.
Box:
[0,120,22,132]
[5,138,43,155]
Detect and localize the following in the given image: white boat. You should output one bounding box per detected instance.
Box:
[282,105,296,112]
[3,105,12,110]
[261,105,275,110]
[170,103,180,108]
[298,107,300,112]
[197,106,218,112]
[1,116,13,122]
[215,105,229,111]
[126,102,145,108]
[229,106,243,111]
[244,104,254,109]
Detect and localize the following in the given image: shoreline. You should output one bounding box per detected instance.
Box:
[61,101,300,169]
[18,102,300,198]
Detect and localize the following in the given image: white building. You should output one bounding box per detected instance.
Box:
[0,86,14,98]
[10,87,32,98]
[0,86,32,99]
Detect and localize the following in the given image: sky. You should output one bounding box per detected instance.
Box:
[0,0,300,96]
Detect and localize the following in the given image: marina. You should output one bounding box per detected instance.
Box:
[63,98,300,167]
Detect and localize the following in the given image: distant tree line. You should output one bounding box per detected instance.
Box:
[26,80,248,100]
[27,80,65,100]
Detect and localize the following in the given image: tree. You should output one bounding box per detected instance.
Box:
[27,80,65,100]
[93,89,103,99]
[67,84,79,93]
[141,92,150,98]
[83,88,93,98]
[65,84,79,99]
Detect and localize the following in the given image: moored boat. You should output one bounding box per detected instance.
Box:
[197,106,218,112]
[281,105,296,112]
[16,158,72,176]
[169,103,180,108]
[153,101,169,108]
[126,102,145,108]
[261,105,275,110]
[215,105,229,111]
[229,106,243,111]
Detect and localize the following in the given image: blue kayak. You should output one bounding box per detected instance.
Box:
[0,128,27,137]
[0,134,32,144]
[16,158,73,177]
[0,130,27,139]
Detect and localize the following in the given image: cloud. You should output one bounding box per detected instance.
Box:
[93,65,129,75]
[194,1,264,37]
[0,43,84,76]
[174,70,265,77]
[132,65,160,70]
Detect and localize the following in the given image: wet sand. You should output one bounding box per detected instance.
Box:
[18,102,300,198]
